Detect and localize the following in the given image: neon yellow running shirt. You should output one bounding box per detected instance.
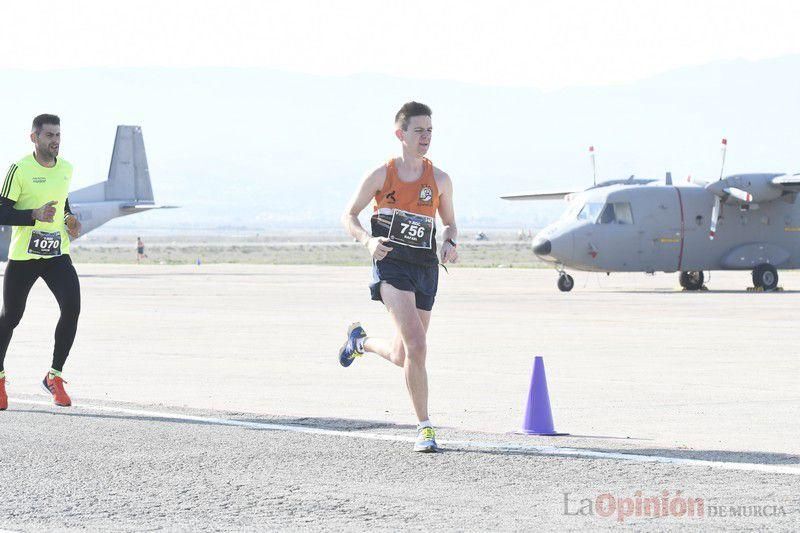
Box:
[2,154,72,260]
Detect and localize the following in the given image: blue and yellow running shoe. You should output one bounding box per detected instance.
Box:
[414,426,439,453]
[339,322,367,367]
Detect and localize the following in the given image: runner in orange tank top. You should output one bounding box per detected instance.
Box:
[374,157,438,217]
[340,102,459,452]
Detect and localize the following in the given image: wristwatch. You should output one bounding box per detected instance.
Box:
[446,238,457,247]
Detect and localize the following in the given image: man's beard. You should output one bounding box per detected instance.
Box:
[39,145,58,158]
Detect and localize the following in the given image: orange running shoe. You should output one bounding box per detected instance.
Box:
[0,377,7,410]
[42,373,71,407]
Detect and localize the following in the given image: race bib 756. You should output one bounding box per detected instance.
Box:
[388,209,434,249]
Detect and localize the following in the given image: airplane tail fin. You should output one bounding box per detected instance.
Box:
[106,125,154,203]
[70,125,157,205]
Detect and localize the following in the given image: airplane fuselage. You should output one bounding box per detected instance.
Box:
[535,179,800,273]
[70,201,141,234]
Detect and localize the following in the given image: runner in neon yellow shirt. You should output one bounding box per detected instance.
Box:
[0,114,82,411]
[4,152,73,260]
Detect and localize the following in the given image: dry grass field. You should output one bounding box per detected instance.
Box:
[69,229,548,267]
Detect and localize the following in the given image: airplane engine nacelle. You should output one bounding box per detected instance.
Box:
[724,175,783,204]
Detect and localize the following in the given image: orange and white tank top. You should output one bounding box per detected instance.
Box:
[370,158,440,265]
[373,158,439,217]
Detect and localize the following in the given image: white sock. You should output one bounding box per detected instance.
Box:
[418,420,432,430]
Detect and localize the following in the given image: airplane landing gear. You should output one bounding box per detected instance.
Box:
[752,264,778,291]
[557,273,574,292]
[679,271,704,291]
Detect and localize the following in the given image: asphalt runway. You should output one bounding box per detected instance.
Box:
[2,264,800,530]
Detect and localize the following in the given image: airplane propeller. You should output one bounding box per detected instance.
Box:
[687,139,744,238]
[707,138,729,240]
[722,186,752,203]
[709,195,721,240]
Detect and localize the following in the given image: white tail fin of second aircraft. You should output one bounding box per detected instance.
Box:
[70,125,155,204]
[106,126,154,203]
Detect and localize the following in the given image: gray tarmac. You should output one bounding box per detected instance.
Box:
[1,264,800,530]
[2,396,799,531]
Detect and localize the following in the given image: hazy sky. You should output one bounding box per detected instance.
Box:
[3,0,800,89]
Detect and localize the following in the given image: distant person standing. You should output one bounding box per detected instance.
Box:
[340,102,458,452]
[136,236,147,263]
[0,114,82,410]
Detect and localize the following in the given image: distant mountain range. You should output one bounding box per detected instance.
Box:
[1,56,798,230]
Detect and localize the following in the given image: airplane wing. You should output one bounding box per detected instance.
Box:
[500,191,574,201]
[771,174,800,189]
[121,204,179,211]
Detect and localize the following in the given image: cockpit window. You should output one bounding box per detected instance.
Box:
[599,202,635,224]
[559,201,584,222]
[614,202,634,224]
[599,204,615,224]
[577,202,604,222]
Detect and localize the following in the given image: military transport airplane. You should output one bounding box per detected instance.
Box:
[0,125,174,261]
[502,141,800,292]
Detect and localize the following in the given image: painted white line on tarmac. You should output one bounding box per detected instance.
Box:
[13,398,800,476]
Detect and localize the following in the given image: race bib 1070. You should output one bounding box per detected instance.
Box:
[28,230,62,256]
[388,209,434,249]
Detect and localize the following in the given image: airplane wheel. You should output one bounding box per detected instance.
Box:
[557,274,574,292]
[752,264,778,291]
[679,271,704,291]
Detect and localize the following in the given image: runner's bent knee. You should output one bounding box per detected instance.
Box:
[59,300,80,321]
[402,336,427,363]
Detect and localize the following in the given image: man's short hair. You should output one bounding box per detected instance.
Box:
[395,102,432,131]
[32,114,60,134]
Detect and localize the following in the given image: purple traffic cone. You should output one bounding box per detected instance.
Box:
[521,356,568,435]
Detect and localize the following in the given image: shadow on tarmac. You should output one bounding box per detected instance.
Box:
[508,432,654,441]
[12,408,417,432]
[14,407,799,465]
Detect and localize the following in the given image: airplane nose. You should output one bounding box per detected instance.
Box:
[533,239,552,256]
